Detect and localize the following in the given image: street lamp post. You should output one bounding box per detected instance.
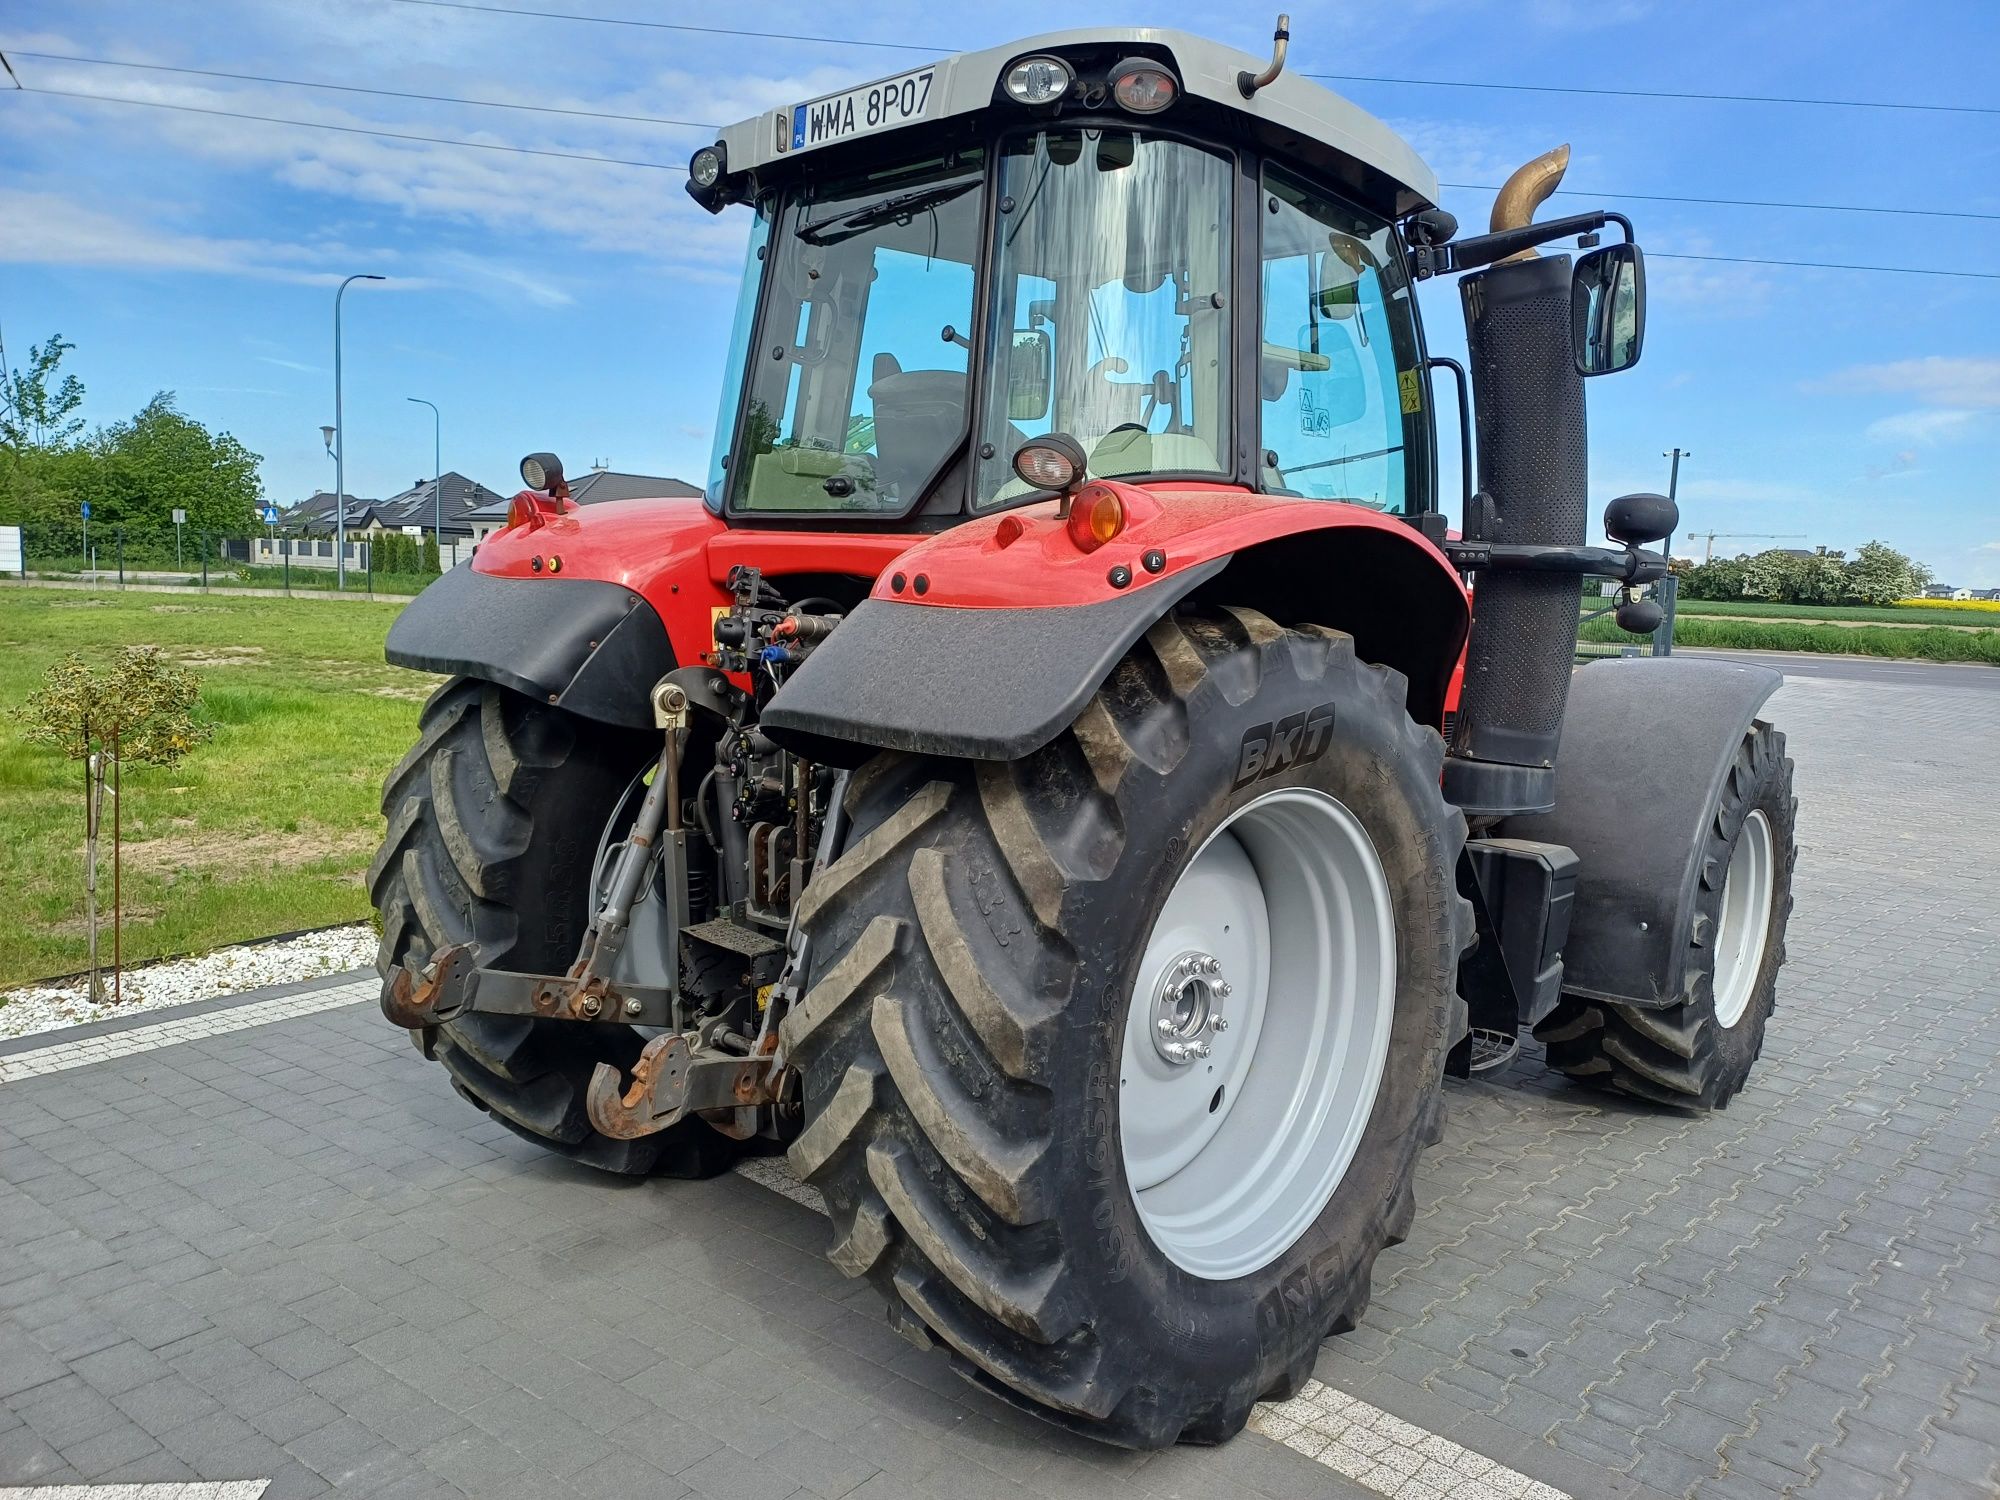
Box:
[407,397,441,564]
[332,273,386,589]
[1661,447,1691,558]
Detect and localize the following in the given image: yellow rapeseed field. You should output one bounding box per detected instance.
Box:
[1899,597,2000,612]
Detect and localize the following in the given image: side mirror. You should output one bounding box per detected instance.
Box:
[1314,236,1367,319]
[1008,329,1054,421]
[1573,242,1645,375]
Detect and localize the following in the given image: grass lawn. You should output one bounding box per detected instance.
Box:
[1673,598,2000,629]
[1580,611,2000,664]
[0,587,434,987]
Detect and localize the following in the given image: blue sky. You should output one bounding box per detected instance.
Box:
[4,0,1996,583]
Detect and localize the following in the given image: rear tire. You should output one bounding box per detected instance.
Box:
[1535,721,1795,1109]
[370,677,740,1177]
[784,611,1468,1447]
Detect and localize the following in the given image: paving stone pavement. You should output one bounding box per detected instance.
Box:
[2,667,1996,1499]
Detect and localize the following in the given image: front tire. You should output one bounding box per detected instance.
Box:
[783,611,1469,1447]
[370,678,739,1177]
[1535,721,1796,1109]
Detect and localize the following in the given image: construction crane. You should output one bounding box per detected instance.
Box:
[1696,531,1807,562]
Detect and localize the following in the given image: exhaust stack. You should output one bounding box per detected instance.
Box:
[1442,146,1588,818]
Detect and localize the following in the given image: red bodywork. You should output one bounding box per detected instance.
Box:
[477,481,1470,711]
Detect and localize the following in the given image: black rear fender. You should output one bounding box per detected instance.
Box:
[385,565,672,730]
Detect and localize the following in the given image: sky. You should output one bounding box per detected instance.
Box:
[3,0,1997,583]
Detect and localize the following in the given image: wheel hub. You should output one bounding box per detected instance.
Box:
[1150,951,1232,1064]
[1119,786,1398,1281]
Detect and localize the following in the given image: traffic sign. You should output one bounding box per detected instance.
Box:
[172,508,187,525]
[263,506,280,525]
[80,501,91,520]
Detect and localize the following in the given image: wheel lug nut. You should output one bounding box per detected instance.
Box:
[1156,1017,1174,1034]
[1203,956,1220,974]
[1189,1041,1211,1058]
[1216,982,1232,997]
[1212,1016,1228,1032]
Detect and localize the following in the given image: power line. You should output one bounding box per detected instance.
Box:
[1441,183,1999,225]
[10,84,1998,281]
[1303,71,2000,119]
[11,50,713,130]
[23,52,1994,225]
[376,0,2000,118]
[384,0,937,51]
[11,85,685,170]
[1650,251,2000,282]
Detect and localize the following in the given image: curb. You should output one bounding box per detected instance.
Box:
[0,965,374,1060]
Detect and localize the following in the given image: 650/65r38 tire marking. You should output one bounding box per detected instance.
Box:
[785,609,1470,1448]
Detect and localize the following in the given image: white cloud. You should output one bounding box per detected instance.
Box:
[0,189,346,282]
[1820,356,2000,410]
[1864,408,1986,446]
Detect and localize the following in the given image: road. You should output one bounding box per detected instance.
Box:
[1678,646,2000,691]
[1,664,1995,1500]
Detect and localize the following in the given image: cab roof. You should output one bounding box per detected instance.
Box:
[713,26,1439,215]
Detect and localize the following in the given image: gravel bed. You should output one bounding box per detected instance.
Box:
[0,925,378,1042]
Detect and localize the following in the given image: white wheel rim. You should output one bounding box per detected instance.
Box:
[1711,808,1775,1030]
[1119,787,1396,1281]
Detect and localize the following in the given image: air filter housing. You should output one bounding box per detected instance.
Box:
[1443,252,1587,816]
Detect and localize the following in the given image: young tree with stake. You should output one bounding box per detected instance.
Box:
[14,649,212,1002]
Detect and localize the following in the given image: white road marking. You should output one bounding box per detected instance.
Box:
[1250,1381,1571,1500]
[0,1484,271,1499]
[0,981,372,1084]
[730,1157,1569,1498]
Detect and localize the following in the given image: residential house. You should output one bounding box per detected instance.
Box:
[463,467,702,546]
[281,474,503,541]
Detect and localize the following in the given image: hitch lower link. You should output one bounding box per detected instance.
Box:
[584,1032,782,1140]
[381,942,675,1030]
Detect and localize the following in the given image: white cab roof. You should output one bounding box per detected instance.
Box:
[715,27,1438,207]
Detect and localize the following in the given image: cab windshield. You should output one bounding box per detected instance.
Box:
[726,150,983,513]
[975,130,1233,507]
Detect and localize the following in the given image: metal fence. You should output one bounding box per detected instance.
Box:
[1577,573,1678,661]
[5,520,470,597]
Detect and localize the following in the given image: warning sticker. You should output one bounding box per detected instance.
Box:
[1397,369,1423,415]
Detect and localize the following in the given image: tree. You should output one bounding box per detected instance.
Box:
[0,334,86,451]
[1679,555,1751,602]
[1843,540,1931,606]
[90,393,263,534]
[14,649,214,1003]
[1743,548,1848,606]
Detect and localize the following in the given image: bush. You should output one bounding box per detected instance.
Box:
[1679,555,1751,601]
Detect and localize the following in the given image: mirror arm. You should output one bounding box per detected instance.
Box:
[1423,355,1472,516]
[1410,209,1633,280]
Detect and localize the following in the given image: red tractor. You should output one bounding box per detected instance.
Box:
[374,20,1796,1448]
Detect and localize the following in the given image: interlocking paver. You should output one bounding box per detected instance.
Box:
[4,667,1997,1500]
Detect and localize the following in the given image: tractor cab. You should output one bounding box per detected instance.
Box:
[687,26,1448,526]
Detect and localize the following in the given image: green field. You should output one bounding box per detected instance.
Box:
[1673,598,2000,629]
[1581,611,2000,664]
[0,589,430,987]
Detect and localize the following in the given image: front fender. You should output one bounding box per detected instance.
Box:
[761,488,1469,764]
[1504,654,1783,1009]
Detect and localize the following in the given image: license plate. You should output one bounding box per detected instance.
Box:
[789,66,937,154]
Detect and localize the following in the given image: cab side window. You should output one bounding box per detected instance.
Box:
[1258,167,1422,512]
